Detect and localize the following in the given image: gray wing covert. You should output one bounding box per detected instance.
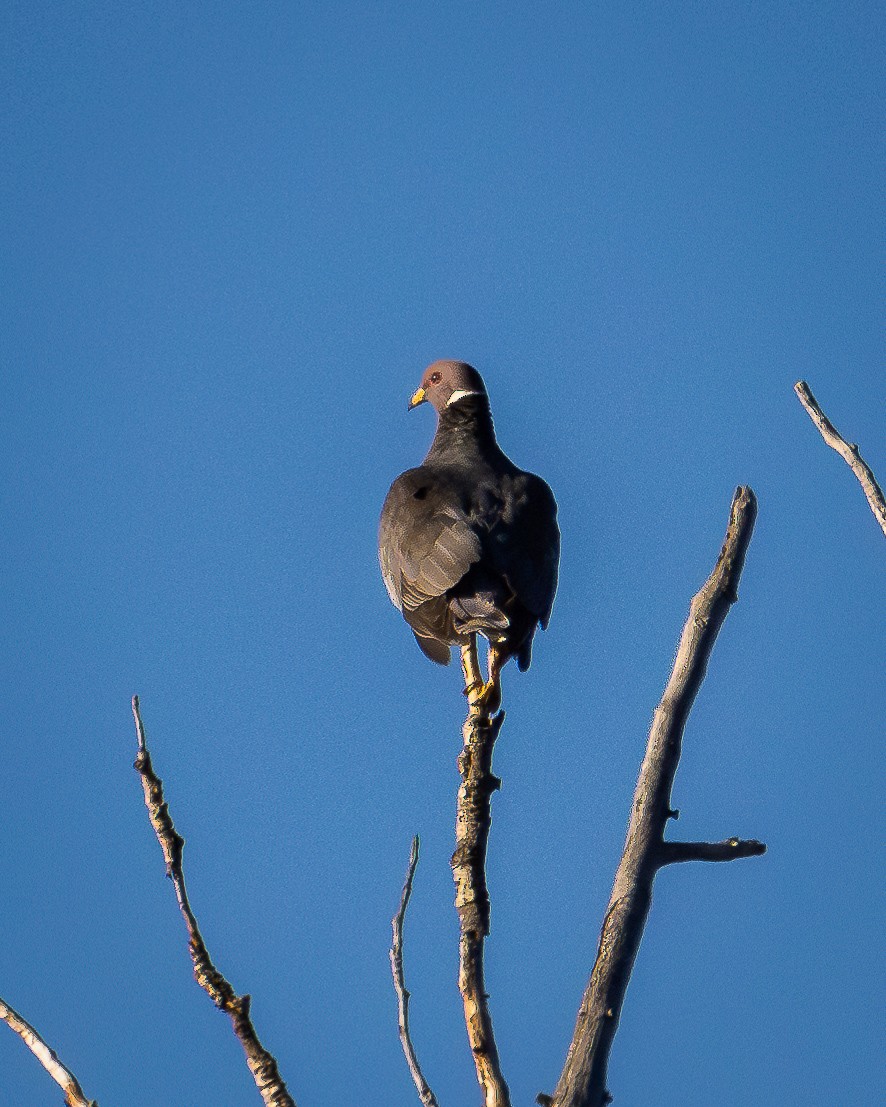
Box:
[379,468,481,613]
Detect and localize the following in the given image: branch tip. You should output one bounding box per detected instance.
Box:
[0,996,96,1107]
[552,486,761,1107]
[131,699,295,1107]
[794,380,886,537]
[390,836,439,1107]
[658,838,767,866]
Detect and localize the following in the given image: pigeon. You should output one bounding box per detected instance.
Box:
[379,360,559,716]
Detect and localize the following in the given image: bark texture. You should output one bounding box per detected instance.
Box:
[451,709,511,1107]
[549,486,765,1107]
[0,996,97,1107]
[131,696,296,1107]
[390,836,440,1107]
[795,380,886,537]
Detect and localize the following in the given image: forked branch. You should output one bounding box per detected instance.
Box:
[794,380,886,537]
[451,709,510,1107]
[0,996,96,1107]
[390,836,440,1107]
[131,696,296,1107]
[549,486,765,1107]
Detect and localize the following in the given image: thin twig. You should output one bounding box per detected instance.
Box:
[0,995,97,1107]
[451,710,510,1107]
[549,486,765,1107]
[131,696,296,1107]
[390,836,440,1107]
[794,381,886,537]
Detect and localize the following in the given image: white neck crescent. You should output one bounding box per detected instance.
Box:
[447,389,484,406]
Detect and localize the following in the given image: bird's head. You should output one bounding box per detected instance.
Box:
[408,360,487,413]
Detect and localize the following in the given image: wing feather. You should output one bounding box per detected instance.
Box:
[379,469,481,616]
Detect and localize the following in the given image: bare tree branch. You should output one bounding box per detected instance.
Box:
[451,709,511,1107]
[794,380,886,537]
[0,996,97,1107]
[549,486,764,1107]
[657,838,766,865]
[131,696,296,1107]
[390,836,440,1107]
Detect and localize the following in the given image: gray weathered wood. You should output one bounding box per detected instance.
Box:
[0,996,97,1107]
[794,380,886,538]
[549,486,764,1107]
[390,836,440,1107]
[451,709,511,1107]
[132,696,296,1107]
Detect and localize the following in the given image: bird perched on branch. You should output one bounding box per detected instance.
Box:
[379,360,559,717]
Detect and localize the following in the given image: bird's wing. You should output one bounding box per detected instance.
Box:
[379,468,482,613]
[488,471,560,627]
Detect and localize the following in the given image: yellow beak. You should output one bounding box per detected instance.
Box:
[408,386,426,410]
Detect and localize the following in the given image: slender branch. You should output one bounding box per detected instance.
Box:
[550,486,764,1107]
[131,696,296,1107]
[0,996,97,1107]
[657,838,766,865]
[390,836,440,1107]
[794,380,886,537]
[451,709,510,1107]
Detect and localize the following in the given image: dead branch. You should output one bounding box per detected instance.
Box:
[548,486,765,1107]
[131,696,296,1107]
[794,380,886,537]
[390,836,440,1107]
[0,996,97,1107]
[658,838,765,864]
[451,709,510,1107]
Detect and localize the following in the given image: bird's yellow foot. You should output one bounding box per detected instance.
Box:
[467,678,501,718]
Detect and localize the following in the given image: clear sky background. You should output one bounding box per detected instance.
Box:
[1,3,882,1105]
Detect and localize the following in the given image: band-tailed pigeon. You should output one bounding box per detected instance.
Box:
[379,360,559,715]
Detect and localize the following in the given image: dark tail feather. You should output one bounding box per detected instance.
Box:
[516,637,533,671]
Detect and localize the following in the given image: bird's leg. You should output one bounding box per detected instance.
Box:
[460,636,484,703]
[461,638,503,718]
[479,644,504,716]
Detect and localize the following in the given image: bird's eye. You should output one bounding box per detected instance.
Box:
[429,372,442,384]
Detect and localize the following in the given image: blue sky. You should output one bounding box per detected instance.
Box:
[1,2,882,1105]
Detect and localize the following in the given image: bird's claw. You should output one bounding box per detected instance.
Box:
[467,679,501,718]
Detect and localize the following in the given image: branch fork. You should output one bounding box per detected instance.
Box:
[392,487,767,1107]
[550,486,765,1107]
